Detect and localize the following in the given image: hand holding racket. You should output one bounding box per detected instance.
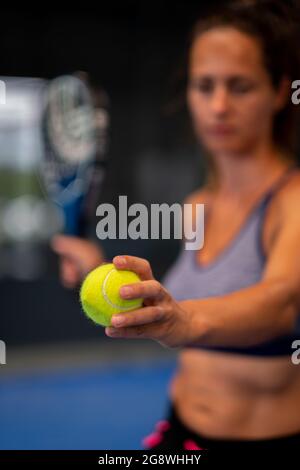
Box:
[51,234,105,288]
[40,73,110,286]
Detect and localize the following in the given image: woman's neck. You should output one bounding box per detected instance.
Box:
[210,146,292,197]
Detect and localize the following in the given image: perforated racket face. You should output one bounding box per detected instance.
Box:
[41,75,97,206]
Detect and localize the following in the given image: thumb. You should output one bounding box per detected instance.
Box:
[51,235,82,258]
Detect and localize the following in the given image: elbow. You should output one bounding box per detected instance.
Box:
[281,301,298,335]
[272,278,299,335]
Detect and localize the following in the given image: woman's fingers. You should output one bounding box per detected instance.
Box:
[106,311,168,341]
[119,279,166,302]
[106,325,152,339]
[110,305,165,328]
[113,255,154,281]
[61,258,81,288]
[51,235,105,280]
[106,305,181,349]
[51,235,83,258]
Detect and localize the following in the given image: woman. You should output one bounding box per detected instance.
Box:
[53,0,300,452]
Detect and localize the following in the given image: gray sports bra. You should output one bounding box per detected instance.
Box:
[162,165,299,356]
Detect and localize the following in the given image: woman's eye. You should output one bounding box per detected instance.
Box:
[231,83,253,93]
[191,81,214,93]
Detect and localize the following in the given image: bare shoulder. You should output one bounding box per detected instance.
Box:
[275,169,300,215]
[251,169,300,258]
[183,187,212,206]
[264,170,300,250]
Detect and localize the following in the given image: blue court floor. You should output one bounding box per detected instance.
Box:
[0,350,177,450]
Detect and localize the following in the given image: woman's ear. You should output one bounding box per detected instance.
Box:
[274,76,292,112]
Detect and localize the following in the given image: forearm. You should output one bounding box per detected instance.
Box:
[179,278,299,348]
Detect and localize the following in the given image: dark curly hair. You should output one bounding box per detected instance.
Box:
[186,0,300,186]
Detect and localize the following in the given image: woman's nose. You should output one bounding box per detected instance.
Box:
[210,87,230,115]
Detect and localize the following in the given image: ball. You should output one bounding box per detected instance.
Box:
[80,263,143,327]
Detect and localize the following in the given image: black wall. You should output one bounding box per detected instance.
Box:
[0,3,217,346]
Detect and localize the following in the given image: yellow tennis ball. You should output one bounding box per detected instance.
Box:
[80,263,143,327]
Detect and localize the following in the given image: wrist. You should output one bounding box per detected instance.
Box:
[178,300,211,347]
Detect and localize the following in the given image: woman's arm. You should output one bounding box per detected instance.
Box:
[106,183,300,349]
[181,278,298,348]
[183,181,300,348]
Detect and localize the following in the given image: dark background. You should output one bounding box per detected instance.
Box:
[0,3,218,346]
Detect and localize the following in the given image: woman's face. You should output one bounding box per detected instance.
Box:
[187,27,288,155]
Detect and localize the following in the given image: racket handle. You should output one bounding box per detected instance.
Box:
[61,195,84,236]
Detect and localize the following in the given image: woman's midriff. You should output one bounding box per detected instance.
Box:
[169,348,300,439]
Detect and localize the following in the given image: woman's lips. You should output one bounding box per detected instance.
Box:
[207,126,235,136]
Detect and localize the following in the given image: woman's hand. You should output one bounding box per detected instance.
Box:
[105,255,192,349]
[51,235,105,288]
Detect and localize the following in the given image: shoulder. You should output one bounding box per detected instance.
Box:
[180,187,210,244]
[182,187,212,206]
[265,169,300,250]
[274,169,300,217]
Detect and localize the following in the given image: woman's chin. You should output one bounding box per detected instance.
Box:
[202,136,250,155]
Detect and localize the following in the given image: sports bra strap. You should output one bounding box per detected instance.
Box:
[260,163,298,207]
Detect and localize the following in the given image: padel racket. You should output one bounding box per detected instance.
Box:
[40,73,109,235]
